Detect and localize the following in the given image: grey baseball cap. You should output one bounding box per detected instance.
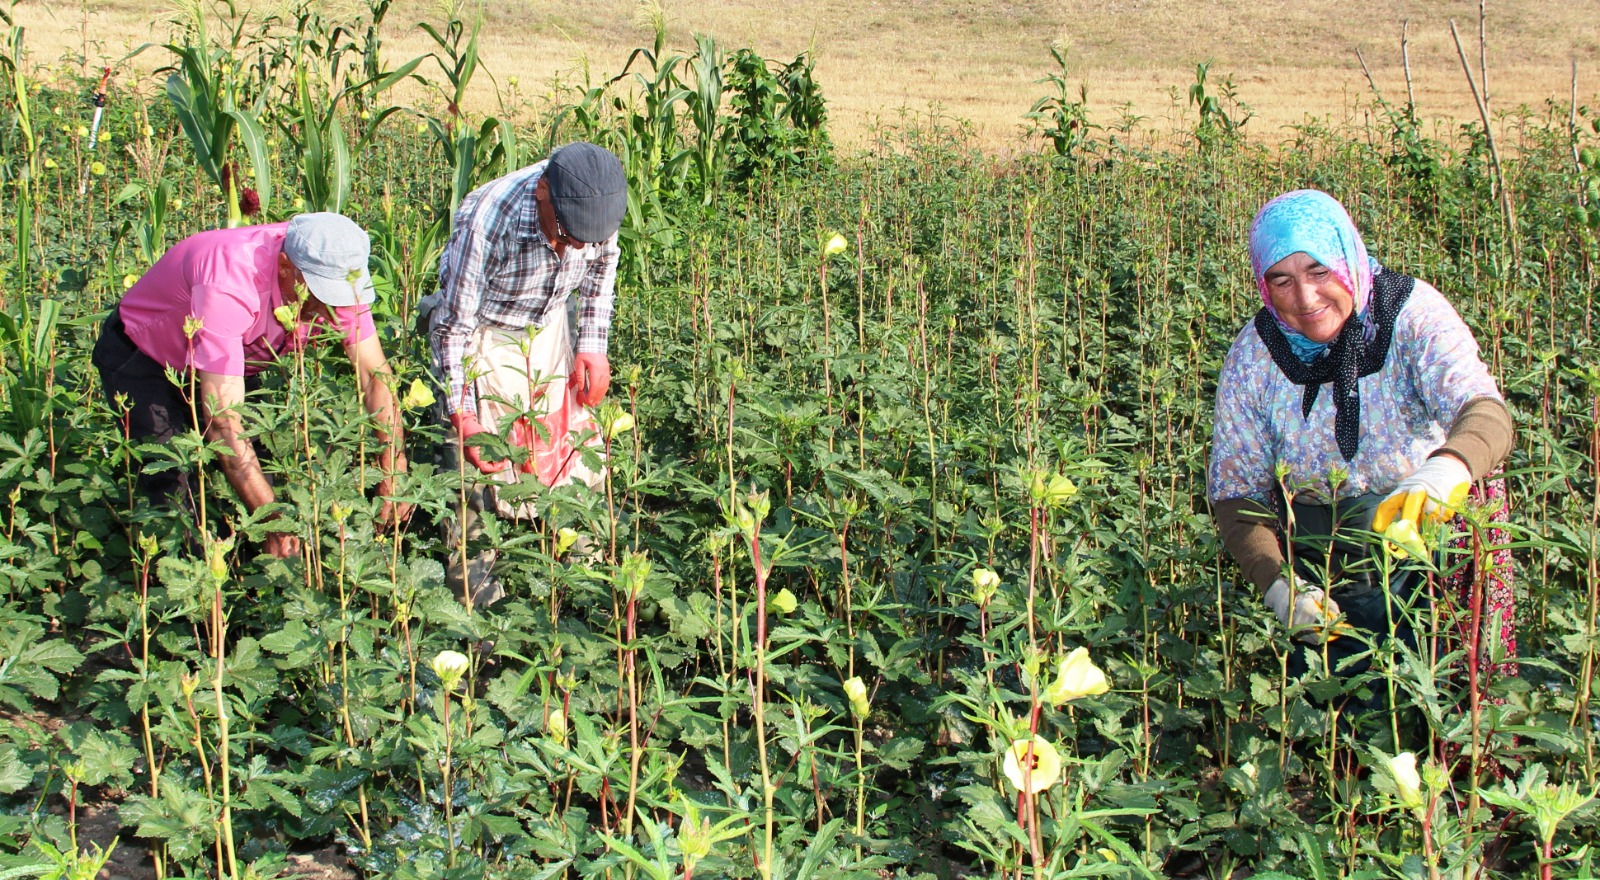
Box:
[544,142,627,243]
[283,213,376,307]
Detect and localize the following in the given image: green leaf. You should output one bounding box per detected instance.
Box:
[876,735,925,771]
[0,744,34,794]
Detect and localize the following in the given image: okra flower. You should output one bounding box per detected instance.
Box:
[555,527,579,556]
[1044,646,1111,705]
[823,232,848,256]
[606,411,635,440]
[431,650,470,690]
[401,378,435,410]
[547,708,568,745]
[771,587,798,614]
[1029,471,1079,507]
[1002,736,1062,794]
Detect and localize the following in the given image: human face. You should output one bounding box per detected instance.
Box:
[534,178,587,251]
[277,253,305,300]
[1262,251,1355,344]
[277,255,330,321]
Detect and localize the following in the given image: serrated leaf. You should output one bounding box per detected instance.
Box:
[0,745,34,794]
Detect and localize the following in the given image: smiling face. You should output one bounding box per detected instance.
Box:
[1262,251,1356,344]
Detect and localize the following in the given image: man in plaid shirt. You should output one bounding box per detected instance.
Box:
[427,142,627,605]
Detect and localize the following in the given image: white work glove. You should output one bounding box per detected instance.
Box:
[1264,576,1343,644]
[1372,455,1472,532]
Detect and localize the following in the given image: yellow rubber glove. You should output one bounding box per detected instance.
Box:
[1372,455,1472,532]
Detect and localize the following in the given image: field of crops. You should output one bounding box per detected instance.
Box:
[2,1,1599,879]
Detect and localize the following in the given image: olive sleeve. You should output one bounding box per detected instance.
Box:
[1212,496,1284,593]
[1435,396,1514,479]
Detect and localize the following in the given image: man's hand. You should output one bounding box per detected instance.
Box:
[265,530,302,560]
[572,351,611,407]
[451,410,510,475]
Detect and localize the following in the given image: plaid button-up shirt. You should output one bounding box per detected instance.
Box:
[429,161,620,414]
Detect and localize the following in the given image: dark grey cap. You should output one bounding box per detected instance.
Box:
[544,142,627,243]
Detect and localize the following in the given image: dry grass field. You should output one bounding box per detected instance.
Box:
[16,0,1600,149]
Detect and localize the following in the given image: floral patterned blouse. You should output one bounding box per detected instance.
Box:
[1208,280,1503,507]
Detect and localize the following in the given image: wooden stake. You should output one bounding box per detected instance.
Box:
[1573,59,1584,191]
[1449,19,1518,256]
[1402,20,1415,112]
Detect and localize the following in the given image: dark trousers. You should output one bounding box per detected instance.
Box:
[94,310,198,505]
[1282,494,1423,718]
[93,310,263,508]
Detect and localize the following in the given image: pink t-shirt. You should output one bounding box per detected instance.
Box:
[119,222,376,377]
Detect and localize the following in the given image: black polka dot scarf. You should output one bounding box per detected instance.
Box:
[1253,268,1415,461]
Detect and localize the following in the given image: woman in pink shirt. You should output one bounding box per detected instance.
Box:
[93,213,410,557]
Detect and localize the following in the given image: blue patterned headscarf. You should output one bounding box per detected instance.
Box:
[1248,190,1379,362]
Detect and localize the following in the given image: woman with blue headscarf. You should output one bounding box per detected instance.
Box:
[1208,190,1515,687]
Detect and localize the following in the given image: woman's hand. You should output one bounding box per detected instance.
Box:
[1265,576,1343,644]
[1372,454,1471,531]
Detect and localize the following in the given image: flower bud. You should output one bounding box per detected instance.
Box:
[273,304,299,335]
[204,534,233,586]
[620,551,651,597]
[1390,751,1424,809]
[971,567,1000,604]
[843,676,870,718]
